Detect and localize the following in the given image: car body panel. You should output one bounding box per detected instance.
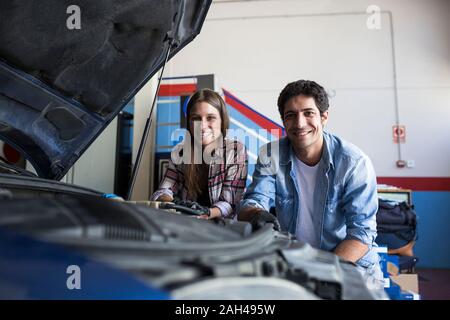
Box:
[0,186,386,300]
[0,0,212,179]
[0,227,169,299]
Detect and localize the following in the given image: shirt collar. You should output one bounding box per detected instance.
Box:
[280,131,334,171]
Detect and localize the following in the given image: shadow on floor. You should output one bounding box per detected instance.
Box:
[417,269,450,300]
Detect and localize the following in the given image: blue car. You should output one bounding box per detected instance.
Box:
[0,0,385,300]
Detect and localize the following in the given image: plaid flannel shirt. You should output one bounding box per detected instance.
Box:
[151,139,248,219]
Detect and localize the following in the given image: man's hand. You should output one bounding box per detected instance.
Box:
[249,210,281,231]
[334,239,369,263]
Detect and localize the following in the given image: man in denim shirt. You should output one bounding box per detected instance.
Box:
[239,80,382,283]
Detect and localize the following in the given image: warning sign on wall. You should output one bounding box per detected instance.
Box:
[393,125,406,143]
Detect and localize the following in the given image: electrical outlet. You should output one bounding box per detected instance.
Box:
[406,160,415,168]
[396,160,406,168]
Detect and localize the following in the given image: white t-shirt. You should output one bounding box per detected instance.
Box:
[294,157,320,248]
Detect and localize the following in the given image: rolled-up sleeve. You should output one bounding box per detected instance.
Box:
[150,160,180,201]
[239,152,276,214]
[212,141,248,219]
[341,155,378,246]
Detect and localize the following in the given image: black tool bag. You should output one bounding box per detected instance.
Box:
[376,199,418,248]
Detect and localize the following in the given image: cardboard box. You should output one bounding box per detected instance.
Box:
[390,274,419,294]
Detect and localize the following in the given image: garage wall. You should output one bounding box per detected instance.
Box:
[63,118,117,194]
[166,0,450,177]
[164,0,450,267]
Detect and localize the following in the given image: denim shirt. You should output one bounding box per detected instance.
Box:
[240,131,380,268]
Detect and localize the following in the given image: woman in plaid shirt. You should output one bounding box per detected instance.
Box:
[151,89,248,219]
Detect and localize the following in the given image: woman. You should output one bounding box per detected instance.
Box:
[151,89,248,219]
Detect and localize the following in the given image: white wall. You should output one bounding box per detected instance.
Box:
[130,74,159,200]
[165,0,450,177]
[66,73,158,199]
[63,118,117,193]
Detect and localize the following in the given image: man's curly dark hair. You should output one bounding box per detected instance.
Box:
[277,80,329,118]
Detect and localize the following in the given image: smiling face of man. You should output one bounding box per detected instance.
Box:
[282,94,329,160]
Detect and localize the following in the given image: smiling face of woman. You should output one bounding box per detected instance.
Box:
[189,101,222,146]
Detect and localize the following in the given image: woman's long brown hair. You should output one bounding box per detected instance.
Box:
[184,89,230,199]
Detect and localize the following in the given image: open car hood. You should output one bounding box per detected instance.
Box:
[0,0,211,180]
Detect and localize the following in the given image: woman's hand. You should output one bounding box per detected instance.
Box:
[197,207,221,220]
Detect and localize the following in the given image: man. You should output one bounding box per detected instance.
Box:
[238,80,382,283]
